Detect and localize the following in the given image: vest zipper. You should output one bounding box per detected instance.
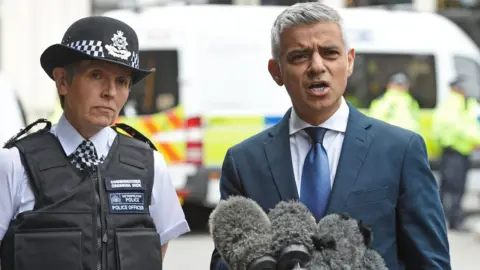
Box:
[92,166,105,270]
[97,166,108,270]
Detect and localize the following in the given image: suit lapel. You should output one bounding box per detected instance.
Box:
[264,109,299,200]
[326,102,373,214]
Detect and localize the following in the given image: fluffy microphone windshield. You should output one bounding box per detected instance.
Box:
[308,213,387,270]
[209,195,274,270]
[314,212,367,266]
[268,200,318,256]
[268,200,318,270]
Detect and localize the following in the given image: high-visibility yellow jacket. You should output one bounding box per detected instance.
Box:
[431,90,480,155]
[369,88,420,133]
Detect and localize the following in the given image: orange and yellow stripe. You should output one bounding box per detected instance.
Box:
[114,106,186,164]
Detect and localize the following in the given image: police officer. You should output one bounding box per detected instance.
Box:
[432,76,480,231]
[0,16,190,270]
[369,72,420,133]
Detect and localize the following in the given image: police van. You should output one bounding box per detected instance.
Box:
[103,5,480,225]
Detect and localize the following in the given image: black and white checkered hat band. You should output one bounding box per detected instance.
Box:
[131,52,139,69]
[68,40,104,57]
[67,40,139,69]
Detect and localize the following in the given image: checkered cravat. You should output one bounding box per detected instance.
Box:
[70,140,105,171]
[70,140,105,270]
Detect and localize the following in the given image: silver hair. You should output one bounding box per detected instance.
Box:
[270,2,349,60]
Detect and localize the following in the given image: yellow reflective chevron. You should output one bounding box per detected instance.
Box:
[115,106,186,164]
[203,116,265,167]
[53,94,445,166]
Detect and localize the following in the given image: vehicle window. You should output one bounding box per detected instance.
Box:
[453,56,480,101]
[344,53,437,108]
[119,50,179,117]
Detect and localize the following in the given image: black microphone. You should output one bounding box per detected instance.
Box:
[208,195,277,270]
[307,212,387,269]
[268,200,318,270]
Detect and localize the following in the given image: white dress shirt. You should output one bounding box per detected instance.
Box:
[289,97,350,195]
[0,114,190,245]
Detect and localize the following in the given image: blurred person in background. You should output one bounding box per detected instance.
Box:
[210,2,450,270]
[0,16,189,270]
[369,72,420,133]
[432,76,480,232]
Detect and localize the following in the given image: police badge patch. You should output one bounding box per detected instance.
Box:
[108,192,146,214]
[105,179,147,214]
[105,30,132,61]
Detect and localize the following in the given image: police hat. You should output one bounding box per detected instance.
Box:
[40,16,154,86]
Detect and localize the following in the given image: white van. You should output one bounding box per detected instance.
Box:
[103,5,480,222]
[0,73,27,146]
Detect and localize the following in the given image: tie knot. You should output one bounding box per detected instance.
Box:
[304,127,327,144]
[70,140,105,171]
[75,140,98,158]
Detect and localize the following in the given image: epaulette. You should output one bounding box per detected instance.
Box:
[111,123,158,151]
[3,118,52,149]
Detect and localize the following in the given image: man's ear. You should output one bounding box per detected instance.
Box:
[268,59,283,86]
[52,67,69,96]
[346,48,355,77]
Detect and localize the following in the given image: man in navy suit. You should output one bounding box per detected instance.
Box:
[210,2,450,270]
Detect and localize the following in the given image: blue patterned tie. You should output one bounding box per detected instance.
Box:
[300,127,331,222]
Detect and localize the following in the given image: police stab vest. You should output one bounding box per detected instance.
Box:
[0,120,163,270]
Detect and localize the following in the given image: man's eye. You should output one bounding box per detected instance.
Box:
[324,51,339,57]
[292,55,308,61]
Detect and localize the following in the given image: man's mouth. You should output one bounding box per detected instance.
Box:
[308,81,329,92]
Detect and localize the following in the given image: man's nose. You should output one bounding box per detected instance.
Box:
[308,52,326,78]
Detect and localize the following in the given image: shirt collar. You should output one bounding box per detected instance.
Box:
[289,96,350,135]
[51,114,116,158]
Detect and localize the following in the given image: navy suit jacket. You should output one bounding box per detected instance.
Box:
[210,102,451,270]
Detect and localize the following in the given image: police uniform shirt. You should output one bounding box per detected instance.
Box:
[0,114,191,245]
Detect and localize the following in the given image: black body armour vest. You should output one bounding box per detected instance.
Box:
[0,121,163,270]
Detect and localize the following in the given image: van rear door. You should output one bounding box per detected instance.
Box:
[117,49,184,165]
